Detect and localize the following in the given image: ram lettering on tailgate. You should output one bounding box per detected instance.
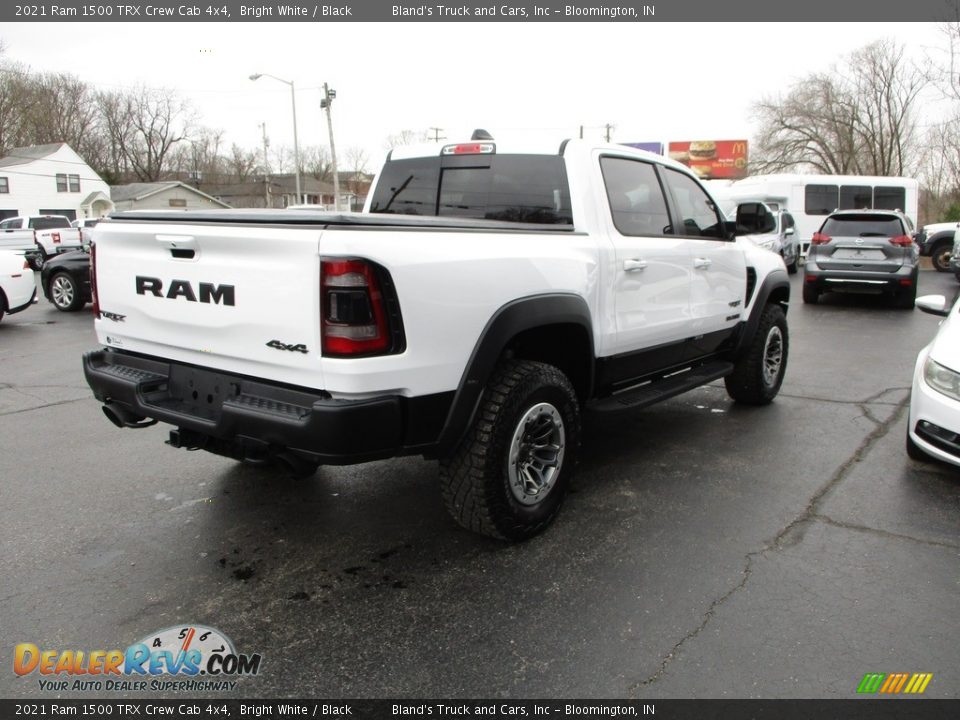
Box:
[135,276,235,306]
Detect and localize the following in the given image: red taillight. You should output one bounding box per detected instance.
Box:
[321,259,390,356]
[90,241,100,318]
[22,260,30,271]
[890,235,914,247]
[52,232,61,244]
[811,232,831,245]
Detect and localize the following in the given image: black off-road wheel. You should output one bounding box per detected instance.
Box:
[439,359,581,541]
[725,304,788,405]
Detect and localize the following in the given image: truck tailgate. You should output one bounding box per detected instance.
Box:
[94,221,327,390]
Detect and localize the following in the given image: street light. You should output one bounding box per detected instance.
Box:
[249,73,302,205]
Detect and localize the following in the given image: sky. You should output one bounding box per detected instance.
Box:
[0,22,953,171]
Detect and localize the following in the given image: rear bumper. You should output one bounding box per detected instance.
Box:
[82,350,451,465]
[803,262,917,294]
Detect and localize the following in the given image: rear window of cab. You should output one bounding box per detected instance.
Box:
[369,154,573,225]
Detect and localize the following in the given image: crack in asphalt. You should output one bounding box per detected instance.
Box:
[812,513,960,551]
[778,385,910,407]
[628,387,911,694]
[0,396,91,417]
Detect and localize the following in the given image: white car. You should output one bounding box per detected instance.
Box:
[0,250,37,323]
[907,293,960,466]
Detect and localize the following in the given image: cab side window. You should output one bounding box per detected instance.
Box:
[662,168,726,239]
[600,157,673,237]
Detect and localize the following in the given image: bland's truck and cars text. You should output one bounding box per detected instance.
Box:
[82,137,790,540]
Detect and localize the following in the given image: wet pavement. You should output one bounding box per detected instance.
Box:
[2,269,958,699]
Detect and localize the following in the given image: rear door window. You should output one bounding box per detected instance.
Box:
[600,156,673,237]
[29,216,70,230]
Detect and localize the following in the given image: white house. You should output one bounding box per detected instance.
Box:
[0,143,113,222]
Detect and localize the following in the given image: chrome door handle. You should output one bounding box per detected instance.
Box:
[623,259,648,271]
[693,257,712,269]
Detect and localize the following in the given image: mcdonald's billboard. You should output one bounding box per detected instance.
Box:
[667,140,749,180]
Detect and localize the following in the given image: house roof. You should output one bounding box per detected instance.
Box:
[110,181,231,208]
[0,143,68,169]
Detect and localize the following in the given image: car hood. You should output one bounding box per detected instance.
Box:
[928,305,960,372]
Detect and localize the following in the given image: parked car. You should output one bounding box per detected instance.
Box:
[907,293,960,467]
[0,250,37,323]
[730,201,799,274]
[803,209,919,308]
[41,248,91,312]
[916,221,958,273]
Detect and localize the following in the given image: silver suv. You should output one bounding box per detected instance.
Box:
[802,209,919,309]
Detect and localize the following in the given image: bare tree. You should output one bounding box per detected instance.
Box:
[383,129,426,150]
[301,145,332,180]
[228,143,259,183]
[752,39,926,177]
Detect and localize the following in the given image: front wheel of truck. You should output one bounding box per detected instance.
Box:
[725,303,789,405]
[439,359,581,542]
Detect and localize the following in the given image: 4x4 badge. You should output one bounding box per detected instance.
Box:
[266,340,308,354]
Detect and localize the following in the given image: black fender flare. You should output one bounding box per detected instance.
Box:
[433,293,594,458]
[732,269,790,358]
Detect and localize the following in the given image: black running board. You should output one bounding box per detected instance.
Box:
[590,361,733,412]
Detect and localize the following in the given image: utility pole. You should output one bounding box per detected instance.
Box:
[259,122,271,207]
[579,125,584,139]
[320,82,340,212]
[604,123,615,143]
[429,127,446,143]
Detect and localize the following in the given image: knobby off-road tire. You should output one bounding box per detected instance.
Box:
[439,359,581,541]
[725,303,788,405]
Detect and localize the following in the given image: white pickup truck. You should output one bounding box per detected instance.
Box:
[83,137,790,540]
[0,214,84,269]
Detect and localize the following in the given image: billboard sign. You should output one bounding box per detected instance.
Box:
[667,140,748,180]
[622,142,664,155]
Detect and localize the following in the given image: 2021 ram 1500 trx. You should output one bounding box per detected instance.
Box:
[83,137,790,540]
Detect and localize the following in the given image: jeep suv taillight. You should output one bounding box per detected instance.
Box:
[890,235,914,247]
[321,259,403,357]
[811,232,831,245]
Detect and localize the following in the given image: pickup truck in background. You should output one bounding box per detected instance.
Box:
[0,215,83,269]
[82,136,790,541]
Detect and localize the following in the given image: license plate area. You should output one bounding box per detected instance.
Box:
[834,248,886,260]
[162,365,241,421]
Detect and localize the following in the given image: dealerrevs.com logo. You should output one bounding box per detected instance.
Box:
[14,624,262,692]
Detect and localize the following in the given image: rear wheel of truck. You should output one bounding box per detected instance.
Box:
[439,359,581,541]
[725,304,788,405]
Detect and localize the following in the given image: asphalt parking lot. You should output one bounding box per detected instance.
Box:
[2,269,959,700]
